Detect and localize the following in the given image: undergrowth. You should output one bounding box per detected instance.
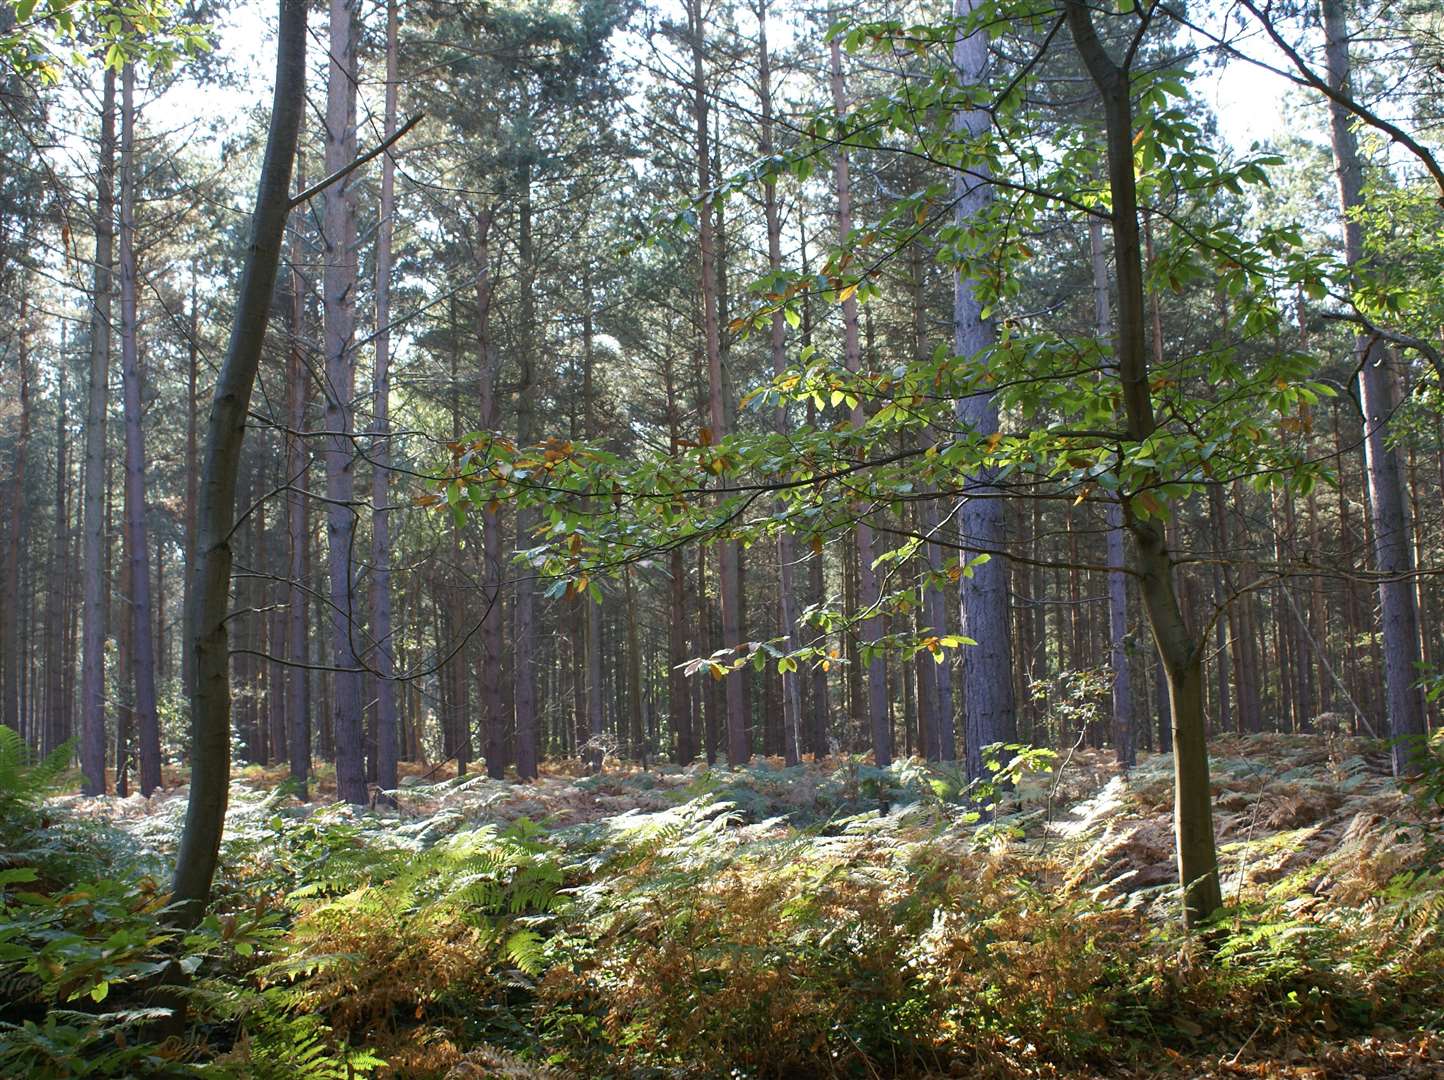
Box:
[2,734,1441,1078]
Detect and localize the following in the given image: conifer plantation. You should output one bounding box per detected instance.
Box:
[3,0,1444,1075]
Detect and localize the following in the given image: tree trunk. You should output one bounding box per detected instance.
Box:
[118,61,161,796]
[1320,0,1427,775]
[1067,0,1221,926]
[286,154,311,797]
[465,212,500,778]
[757,0,801,765]
[80,67,116,795]
[954,0,1015,780]
[1090,216,1134,768]
[2,297,31,736]
[322,0,366,804]
[513,174,539,781]
[829,38,891,768]
[173,0,307,923]
[369,0,400,798]
[43,348,68,756]
[689,0,747,766]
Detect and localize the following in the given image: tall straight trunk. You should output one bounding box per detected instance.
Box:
[118,62,161,796]
[44,351,68,755]
[579,269,605,772]
[80,68,116,794]
[447,327,473,775]
[757,0,801,765]
[286,155,311,797]
[3,297,31,735]
[513,175,539,781]
[322,0,366,804]
[909,242,954,762]
[1067,0,1221,926]
[953,0,1014,779]
[472,210,504,778]
[689,0,747,766]
[173,0,306,922]
[369,0,400,797]
[1093,219,1133,768]
[829,39,890,767]
[698,542,718,764]
[115,511,131,795]
[182,269,199,699]
[1320,0,1427,775]
[623,566,645,763]
[663,345,696,763]
[799,227,832,759]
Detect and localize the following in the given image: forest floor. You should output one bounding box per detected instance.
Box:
[14,733,1444,1078]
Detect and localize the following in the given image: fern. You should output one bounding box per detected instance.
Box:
[0,728,75,812]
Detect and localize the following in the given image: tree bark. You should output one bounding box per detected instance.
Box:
[118,61,161,797]
[286,154,311,797]
[79,67,116,795]
[1066,0,1221,926]
[369,0,400,798]
[2,297,31,736]
[830,38,891,768]
[173,0,307,923]
[1090,216,1134,768]
[758,0,801,765]
[689,0,748,767]
[322,0,366,804]
[468,210,503,778]
[513,172,539,781]
[954,0,1015,780]
[1319,0,1427,776]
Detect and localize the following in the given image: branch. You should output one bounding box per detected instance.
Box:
[1318,309,1444,383]
[1226,2,1444,199]
[288,112,423,209]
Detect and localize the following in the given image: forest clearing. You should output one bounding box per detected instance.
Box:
[2,0,1444,1074]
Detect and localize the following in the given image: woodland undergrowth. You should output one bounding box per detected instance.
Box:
[3,726,1443,1079]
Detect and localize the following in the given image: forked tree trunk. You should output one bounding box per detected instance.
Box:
[1066,0,1221,926]
[954,0,1015,780]
[322,0,366,804]
[80,68,116,795]
[173,0,307,923]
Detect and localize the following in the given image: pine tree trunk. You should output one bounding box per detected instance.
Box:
[757,0,801,765]
[118,62,161,796]
[954,0,1015,779]
[2,298,31,736]
[80,68,116,795]
[286,155,311,798]
[322,0,366,804]
[44,352,68,755]
[369,0,400,798]
[829,39,891,767]
[1320,0,1427,774]
[689,0,747,766]
[513,175,539,781]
